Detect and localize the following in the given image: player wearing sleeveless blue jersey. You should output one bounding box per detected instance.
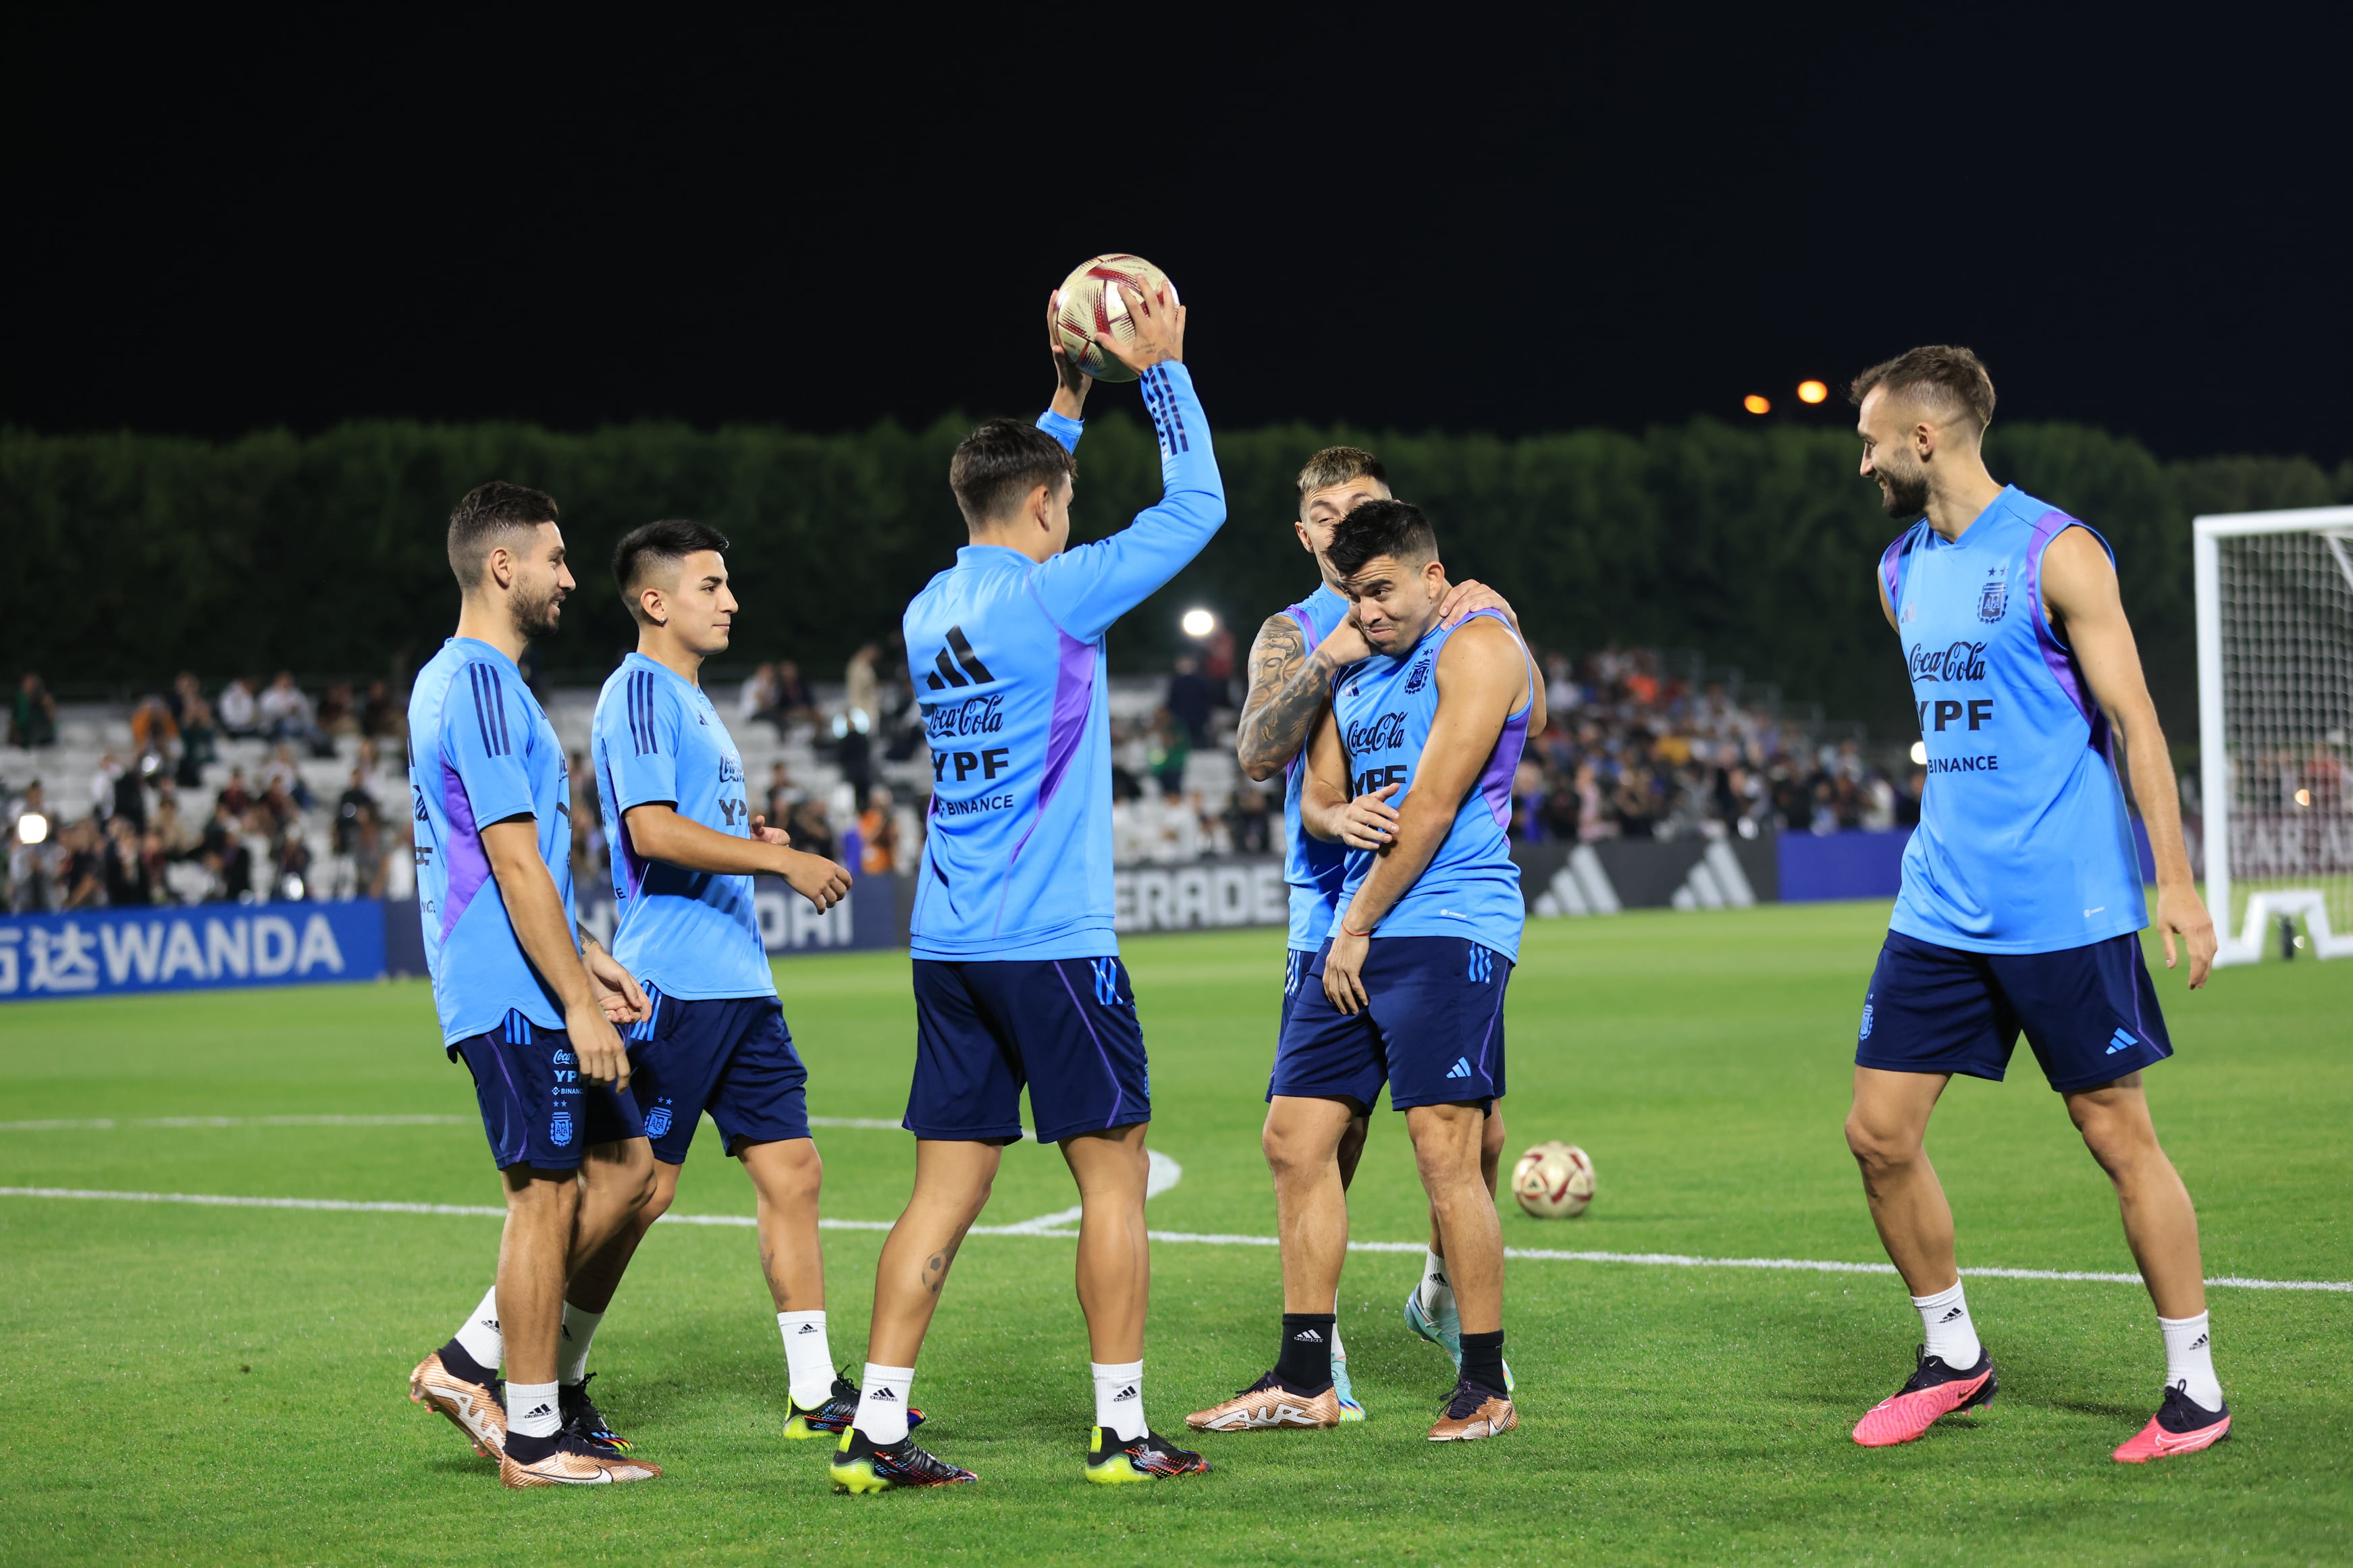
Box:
[1840,348,2226,1465]
[833,285,1217,1494]
[435,519,868,1463]
[1231,447,1536,1420]
[1190,501,1532,1447]
[402,483,662,1490]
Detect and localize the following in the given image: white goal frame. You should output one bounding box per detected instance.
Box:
[2194,504,2353,963]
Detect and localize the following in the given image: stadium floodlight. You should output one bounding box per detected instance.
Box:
[15,811,48,845]
[1181,608,1217,638]
[2194,504,2353,963]
[1743,395,1771,415]
[1909,740,1928,766]
[1797,379,1829,404]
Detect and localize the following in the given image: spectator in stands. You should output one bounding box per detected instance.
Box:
[9,674,59,750]
[319,682,359,740]
[858,784,899,875]
[103,815,154,906]
[845,642,880,729]
[350,803,390,899]
[787,796,836,863]
[130,693,180,776]
[741,662,783,726]
[359,678,402,741]
[764,761,794,829]
[882,668,925,762]
[772,659,816,727]
[1224,782,1273,856]
[262,744,315,811]
[260,671,331,755]
[1165,654,1215,749]
[1146,708,1188,799]
[217,766,253,818]
[199,796,249,902]
[217,676,261,738]
[334,767,376,855]
[1612,764,1659,839]
[167,673,216,785]
[269,820,311,900]
[151,781,190,858]
[6,782,53,911]
[59,818,106,909]
[834,707,874,804]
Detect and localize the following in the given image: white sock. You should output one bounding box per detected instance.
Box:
[1420,1247,1454,1316]
[2159,1312,2223,1410]
[778,1311,836,1409]
[557,1302,603,1386]
[1911,1281,1982,1368]
[506,1379,561,1440]
[1092,1359,1146,1442]
[855,1363,915,1445]
[454,1285,503,1370]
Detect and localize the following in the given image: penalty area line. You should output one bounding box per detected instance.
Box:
[3,1186,2346,1293]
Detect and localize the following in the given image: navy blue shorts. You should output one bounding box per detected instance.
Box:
[1272,936,1510,1112]
[907,957,1150,1143]
[1856,929,2173,1093]
[625,989,811,1164]
[452,1011,645,1171]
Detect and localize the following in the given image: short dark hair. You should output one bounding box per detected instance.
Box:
[1849,345,1997,433]
[1296,445,1386,504]
[448,481,558,589]
[612,518,731,623]
[949,418,1076,529]
[1327,499,1437,580]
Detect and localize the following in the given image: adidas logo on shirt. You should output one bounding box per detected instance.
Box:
[1445,1057,1473,1079]
[922,626,996,691]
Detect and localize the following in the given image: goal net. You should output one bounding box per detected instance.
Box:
[2195,505,2353,963]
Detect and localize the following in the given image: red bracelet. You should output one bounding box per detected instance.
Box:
[1342,924,1373,938]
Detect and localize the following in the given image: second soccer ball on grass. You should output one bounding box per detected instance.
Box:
[1512,1141,1596,1218]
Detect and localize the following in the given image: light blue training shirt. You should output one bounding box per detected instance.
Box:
[904,361,1225,961]
[405,637,577,1046]
[592,653,774,1000]
[1881,485,2147,953]
[1280,582,1353,952]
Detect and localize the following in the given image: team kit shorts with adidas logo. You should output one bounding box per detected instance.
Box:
[1270,935,1509,1110]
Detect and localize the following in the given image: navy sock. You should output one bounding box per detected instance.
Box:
[1460,1329,1506,1397]
[438,1337,496,1386]
[504,1428,559,1463]
[1275,1313,1335,1391]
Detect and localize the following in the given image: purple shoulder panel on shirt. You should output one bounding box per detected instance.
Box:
[439,756,492,942]
[1456,608,1533,830]
[2021,508,2111,749]
[1011,583,1099,871]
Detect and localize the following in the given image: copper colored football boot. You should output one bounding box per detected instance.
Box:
[1427,1376,1518,1442]
[1184,1372,1342,1432]
[410,1347,506,1460]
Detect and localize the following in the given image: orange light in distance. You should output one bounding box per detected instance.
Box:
[1797,379,1828,404]
[1743,394,1771,415]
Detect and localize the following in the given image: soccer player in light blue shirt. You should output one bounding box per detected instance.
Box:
[1841,347,2225,1463]
[1231,447,1535,1421]
[402,481,662,1488]
[834,284,1221,1491]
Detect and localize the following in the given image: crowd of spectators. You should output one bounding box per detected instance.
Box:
[4,670,412,915]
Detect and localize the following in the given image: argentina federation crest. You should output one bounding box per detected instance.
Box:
[1976,565,2009,623]
[643,1102,675,1139]
[1404,652,1433,694]
[549,1110,575,1147]
[1858,1002,1875,1042]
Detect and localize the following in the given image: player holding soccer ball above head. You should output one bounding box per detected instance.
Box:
[403,482,663,1488]
[1842,347,2226,1463]
[829,275,1221,1492]
[1233,448,1536,1420]
[522,520,862,1451]
[1190,499,1534,1444]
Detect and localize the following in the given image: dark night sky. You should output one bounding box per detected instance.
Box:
[7,9,2350,462]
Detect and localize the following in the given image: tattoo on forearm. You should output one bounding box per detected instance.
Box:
[1238,618,1333,772]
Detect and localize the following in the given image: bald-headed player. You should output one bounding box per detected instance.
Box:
[1232,449,1537,1421]
[1841,346,2226,1464]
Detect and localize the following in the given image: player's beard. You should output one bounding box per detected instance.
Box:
[1874,457,1930,518]
[510,582,564,642]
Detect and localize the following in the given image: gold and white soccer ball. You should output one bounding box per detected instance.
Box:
[1512,1141,1596,1218]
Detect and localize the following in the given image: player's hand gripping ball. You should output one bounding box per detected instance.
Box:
[1512,1141,1596,1218]
[1052,253,1178,383]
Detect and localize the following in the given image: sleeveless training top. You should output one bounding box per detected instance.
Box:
[1330,607,1532,961]
[1281,583,1352,951]
[1881,485,2146,954]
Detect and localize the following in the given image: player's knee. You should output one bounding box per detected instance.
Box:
[2075,1110,2157,1176]
[1262,1120,1334,1184]
[1844,1113,1915,1174]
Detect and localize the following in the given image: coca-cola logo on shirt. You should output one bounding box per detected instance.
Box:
[1907,641,1988,683]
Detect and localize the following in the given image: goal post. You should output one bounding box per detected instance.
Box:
[2194,504,2353,963]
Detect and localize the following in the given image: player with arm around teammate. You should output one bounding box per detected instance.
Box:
[1232,448,1541,1419]
[521,518,872,1456]
[829,281,1221,1492]
[402,482,662,1488]
[1189,499,1533,1444]
[1840,347,2226,1463]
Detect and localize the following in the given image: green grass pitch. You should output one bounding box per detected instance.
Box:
[2,900,2346,1566]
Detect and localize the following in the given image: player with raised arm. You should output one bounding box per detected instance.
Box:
[1190,499,1533,1444]
[1840,348,2226,1463]
[439,518,868,1458]
[402,482,662,1488]
[828,281,1223,1492]
[1232,449,1539,1420]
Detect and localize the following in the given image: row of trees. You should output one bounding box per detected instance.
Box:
[5,414,2345,738]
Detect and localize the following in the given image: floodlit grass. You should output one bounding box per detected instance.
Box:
[1,900,2346,1565]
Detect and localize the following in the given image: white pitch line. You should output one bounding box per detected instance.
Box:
[4,1185,2346,1293]
[0,1115,477,1131]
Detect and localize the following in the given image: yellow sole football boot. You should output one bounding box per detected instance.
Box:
[1084,1426,1211,1483]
